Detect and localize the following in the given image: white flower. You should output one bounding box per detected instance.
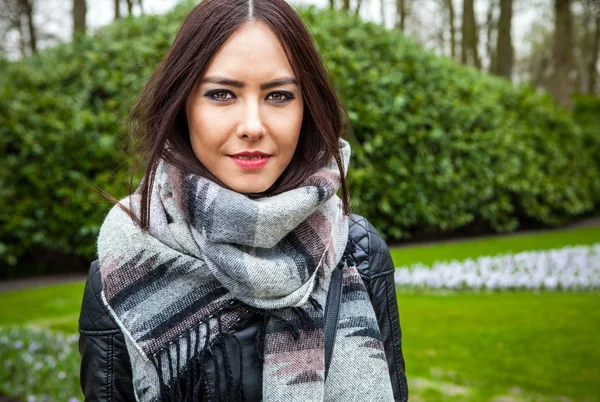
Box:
[28,341,41,353]
[22,353,34,364]
[395,243,600,291]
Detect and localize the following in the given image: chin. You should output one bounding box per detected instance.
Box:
[227,180,274,195]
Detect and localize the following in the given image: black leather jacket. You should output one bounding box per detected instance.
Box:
[78,214,409,401]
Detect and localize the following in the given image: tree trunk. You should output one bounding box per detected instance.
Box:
[588,15,600,94]
[343,0,350,11]
[114,0,121,19]
[486,0,497,73]
[329,0,335,9]
[20,0,36,54]
[73,0,86,34]
[355,0,363,15]
[461,0,480,68]
[17,14,26,57]
[444,0,456,59]
[138,0,144,14]
[495,0,513,79]
[125,0,133,16]
[579,15,592,94]
[461,1,467,65]
[551,0,573,109]
[396,0,406,31]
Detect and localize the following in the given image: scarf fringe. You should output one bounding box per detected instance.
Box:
[150,239,356,401]
[149,305,321,401]
[150,305,244,402]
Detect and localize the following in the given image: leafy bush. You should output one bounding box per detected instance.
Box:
[574,94,600,129]
[0,326,81,401]
[0,4,192,273]
[1,3,599,273]
[302,9,600,238]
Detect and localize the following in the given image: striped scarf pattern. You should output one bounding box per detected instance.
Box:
[97,140,394,401]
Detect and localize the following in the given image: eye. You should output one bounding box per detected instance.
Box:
[267,91,294,104]
[204,90,235,102]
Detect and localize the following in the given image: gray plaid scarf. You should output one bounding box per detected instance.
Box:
[97,139,394,401]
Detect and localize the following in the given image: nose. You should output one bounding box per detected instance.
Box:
[236,100,265,141]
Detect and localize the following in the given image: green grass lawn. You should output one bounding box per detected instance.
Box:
[1,282,599,401]
[0,281,85,333]
[398,291,600,401]
[2,227,600,401]
[390,226,600,268]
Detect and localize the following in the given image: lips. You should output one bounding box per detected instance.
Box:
[229,151,271,170]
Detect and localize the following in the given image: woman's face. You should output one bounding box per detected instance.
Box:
[186,21,303,194]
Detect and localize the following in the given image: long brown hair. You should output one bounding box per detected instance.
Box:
[128,0,350,229]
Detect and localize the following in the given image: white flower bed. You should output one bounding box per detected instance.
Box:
[394,243,600,290]
[0,326,81,401]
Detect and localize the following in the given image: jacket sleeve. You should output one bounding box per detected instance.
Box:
[350,216,409,402]
[78,261,136,401]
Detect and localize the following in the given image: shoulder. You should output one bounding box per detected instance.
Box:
[81,196,139,334]
[347,213,395,281]
[78,260,121,334]
[99,195,139,234]
[97,195,143,259]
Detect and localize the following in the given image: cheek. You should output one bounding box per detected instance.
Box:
[272,106,303,155]
[188,106,229,154]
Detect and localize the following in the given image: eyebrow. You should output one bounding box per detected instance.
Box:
[200,76,298,90]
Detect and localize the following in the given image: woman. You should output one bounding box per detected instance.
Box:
[78,0,408,401]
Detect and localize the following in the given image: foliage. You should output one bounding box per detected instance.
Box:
[302,8,600,239]
[0,326,81,401]
[573,94,600,129]
[0,3,192,272]
[1,3,599,271]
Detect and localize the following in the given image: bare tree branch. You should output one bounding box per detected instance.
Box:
[444,0,457,59]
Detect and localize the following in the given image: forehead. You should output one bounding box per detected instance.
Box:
[202,21,296,80]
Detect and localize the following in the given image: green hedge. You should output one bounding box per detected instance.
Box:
[304,10,600,238]
[1,3,599,274]
[0,5,191,273]
[574,94,600,129]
